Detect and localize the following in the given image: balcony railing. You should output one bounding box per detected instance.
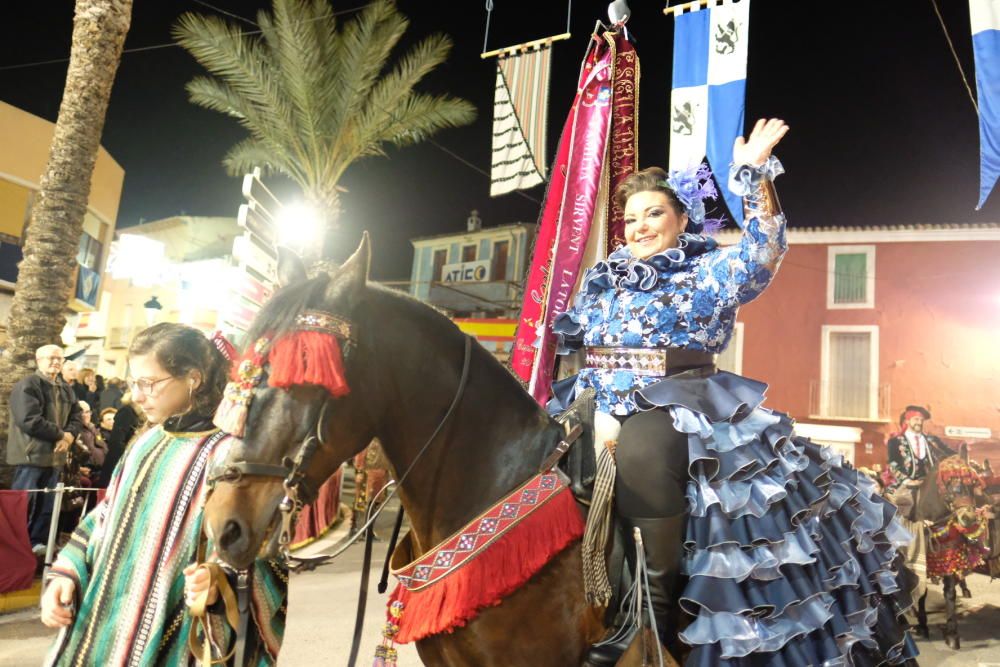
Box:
[809,379,891,421]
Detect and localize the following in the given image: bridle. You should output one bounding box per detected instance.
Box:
[207,312,474,571]
[208,399,332,565]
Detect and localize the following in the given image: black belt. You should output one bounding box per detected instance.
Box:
[584,346,715,377]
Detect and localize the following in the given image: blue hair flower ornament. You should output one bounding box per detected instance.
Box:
[660,163,725,234]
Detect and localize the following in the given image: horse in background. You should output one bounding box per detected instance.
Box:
[910,444,993,649]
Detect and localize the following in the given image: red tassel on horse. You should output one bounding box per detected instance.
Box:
[269,330,350,398]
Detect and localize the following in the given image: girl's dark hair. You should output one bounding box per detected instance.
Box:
[128,323,231,418]
[613,167,686,217]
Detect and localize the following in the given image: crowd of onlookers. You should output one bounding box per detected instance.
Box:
[6,345,144,555]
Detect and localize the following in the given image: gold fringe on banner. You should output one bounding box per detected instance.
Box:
[480,32,571,60]
[664,0,747,18]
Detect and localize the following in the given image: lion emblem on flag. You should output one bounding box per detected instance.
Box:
[714,19,740,55]
[672,102,695,136]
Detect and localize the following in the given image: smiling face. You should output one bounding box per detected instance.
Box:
[623,190,689,260]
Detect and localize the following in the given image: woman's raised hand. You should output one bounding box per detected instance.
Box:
[733,118,789,168]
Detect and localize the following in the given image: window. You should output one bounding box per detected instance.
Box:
[462,245,477,263]
[716,322,743,375]
[820,325,879,419]
[432,249,447,282]
[77,232,103,271]
[492,241,509,281]
[827,245,875,309]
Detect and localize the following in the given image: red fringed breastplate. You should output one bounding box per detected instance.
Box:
[374,472,584,662]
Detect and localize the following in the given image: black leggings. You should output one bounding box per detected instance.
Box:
[614,409,690,519]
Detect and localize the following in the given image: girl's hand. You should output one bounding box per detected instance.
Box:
[40,578,75,628]
[183,563,219,607]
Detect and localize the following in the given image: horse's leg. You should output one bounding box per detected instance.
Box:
[916,591,929,639]
[959,574,972,598]
[942,575,960,649]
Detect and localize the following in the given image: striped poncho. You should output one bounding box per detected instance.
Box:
[45,417,287,666]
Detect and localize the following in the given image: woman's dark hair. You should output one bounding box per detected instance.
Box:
[613,167,686,217]
[128,323,231,418]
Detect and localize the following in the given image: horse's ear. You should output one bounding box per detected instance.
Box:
[961,442,970,463]
[328,232,370,301]
[276,246,308,288]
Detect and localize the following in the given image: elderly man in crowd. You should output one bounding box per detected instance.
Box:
[7,345,83,554]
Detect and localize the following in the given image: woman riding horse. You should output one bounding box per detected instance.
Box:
[552,119,919,665]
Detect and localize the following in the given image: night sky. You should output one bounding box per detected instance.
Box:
[2,0,998,280]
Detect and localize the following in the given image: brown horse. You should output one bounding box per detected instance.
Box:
[202,238,658,665]
[912,444,992,649]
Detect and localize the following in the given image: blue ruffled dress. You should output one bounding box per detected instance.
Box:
[551,160,919,666]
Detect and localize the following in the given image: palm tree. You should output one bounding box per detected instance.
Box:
[173,0,476,226]
[0,0,132,481]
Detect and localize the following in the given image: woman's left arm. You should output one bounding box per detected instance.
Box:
[713,119,790,306]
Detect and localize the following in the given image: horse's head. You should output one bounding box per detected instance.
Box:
[205,236,378,568]
[935,443,987,529]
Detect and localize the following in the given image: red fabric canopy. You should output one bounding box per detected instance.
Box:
[0,490,37,593]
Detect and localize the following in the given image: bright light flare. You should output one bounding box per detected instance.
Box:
[276,203,323,250]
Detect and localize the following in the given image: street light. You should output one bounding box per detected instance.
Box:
[276,203,323,254]
[143,296,163,326]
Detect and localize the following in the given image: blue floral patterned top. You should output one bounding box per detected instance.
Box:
[553,158,787,415]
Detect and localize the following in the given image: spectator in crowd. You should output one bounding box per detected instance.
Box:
[7,345,84,554]
[100,377,124,411]
[75,401,107,480]
[97,392,143,488]
[61,359,83,401]
[78,369,100,408]
[98,407,116,443]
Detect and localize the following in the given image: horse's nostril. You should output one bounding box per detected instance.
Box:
[219,519,244,551]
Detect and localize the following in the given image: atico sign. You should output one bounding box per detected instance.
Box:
[442,260,490,283]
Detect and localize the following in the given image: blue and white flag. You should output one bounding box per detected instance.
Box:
[971,0,1000,209]
[668,0,750,225]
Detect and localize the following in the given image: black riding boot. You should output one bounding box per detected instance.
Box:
[583,513,685,666]
[632,514,686,656]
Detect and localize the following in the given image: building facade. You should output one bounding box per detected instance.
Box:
[715,223,1000,467]
[0,101,123,334]
[74,216,240,376]
[408,213,535,358]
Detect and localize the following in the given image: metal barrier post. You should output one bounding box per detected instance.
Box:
[43,483,66,579]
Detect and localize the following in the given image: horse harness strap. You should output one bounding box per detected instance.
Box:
[539,424,584,474]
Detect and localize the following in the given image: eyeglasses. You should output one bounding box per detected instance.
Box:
[126,376,175,396]
[38,355,64,362]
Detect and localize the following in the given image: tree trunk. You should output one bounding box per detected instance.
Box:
[0,0,131,487]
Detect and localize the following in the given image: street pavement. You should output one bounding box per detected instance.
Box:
[3,503,999,665]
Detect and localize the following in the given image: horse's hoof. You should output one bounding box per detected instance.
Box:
[916,625,930,639]
[961,588,972,599]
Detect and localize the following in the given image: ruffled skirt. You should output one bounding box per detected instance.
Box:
[631,371,919,666]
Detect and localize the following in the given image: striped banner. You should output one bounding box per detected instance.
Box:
[491,47,552,196]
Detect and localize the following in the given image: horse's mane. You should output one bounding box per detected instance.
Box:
[246,274,465,351]
[246,273,539,408]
